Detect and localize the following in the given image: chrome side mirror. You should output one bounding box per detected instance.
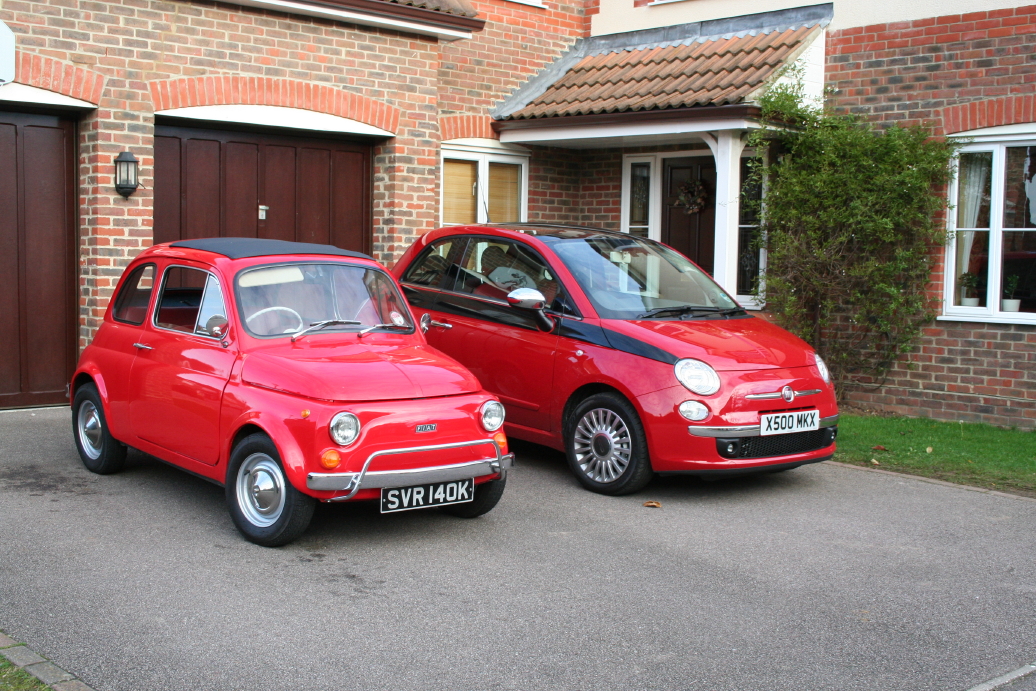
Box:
[507,288,546,310]
[206,315,229,339]
[507,288,554,332]
[420,312,431,334]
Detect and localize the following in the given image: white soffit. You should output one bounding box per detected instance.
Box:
[0,82,96,109]
[498,118,755,149]
[443,138,530,155]
[950,123,1036,141]
[222,0,471,41]
[156,105,395,137]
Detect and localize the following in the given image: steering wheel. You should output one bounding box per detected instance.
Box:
[245,306,305,333]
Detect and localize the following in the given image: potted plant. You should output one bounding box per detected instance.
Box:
[958,271,981,307]
[1002,274,1021,312]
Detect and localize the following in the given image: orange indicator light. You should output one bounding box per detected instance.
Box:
[320,449,341,469]
[493,431,508,454]
[301,409,310,418]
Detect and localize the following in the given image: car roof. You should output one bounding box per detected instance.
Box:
[471,223,628,242]
[168,238,373,260]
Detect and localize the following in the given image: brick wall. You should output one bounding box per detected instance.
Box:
[827,6,1036,428]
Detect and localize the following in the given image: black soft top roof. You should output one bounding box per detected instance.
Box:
[169,238,372,261]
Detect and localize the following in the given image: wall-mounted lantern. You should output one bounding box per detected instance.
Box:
[114,151,139,198]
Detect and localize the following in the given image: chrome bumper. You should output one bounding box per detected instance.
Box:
[687,414,839,438]
[307,439,514,502]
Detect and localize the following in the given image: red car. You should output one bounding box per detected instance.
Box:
[393,224,838,495]
[71,238,512,546]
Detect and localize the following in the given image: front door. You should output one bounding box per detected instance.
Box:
[662,157,716,274]
[129,264,236,464]
[0,111,77,408]
[154,125,372,253]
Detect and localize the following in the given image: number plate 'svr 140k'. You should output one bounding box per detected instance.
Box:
[380,479,475,513]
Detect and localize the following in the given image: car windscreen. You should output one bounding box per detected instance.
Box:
[235,262,413,338]
[548,235,740,320]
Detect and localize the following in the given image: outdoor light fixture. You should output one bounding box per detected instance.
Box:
[114,151,139,198]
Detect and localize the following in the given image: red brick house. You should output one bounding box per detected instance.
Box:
[2,0,1034,428]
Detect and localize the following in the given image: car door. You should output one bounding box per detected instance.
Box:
[128,264,237,464]
[409,236,563,432]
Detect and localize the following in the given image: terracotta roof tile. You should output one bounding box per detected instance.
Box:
[502,24,818,120]
[373,0,477,18]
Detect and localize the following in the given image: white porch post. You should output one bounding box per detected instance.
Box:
[702,130,747,295]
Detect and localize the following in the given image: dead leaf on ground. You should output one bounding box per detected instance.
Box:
[926,446,933,453]
[870,459,880,465]
[871,445,887,451]
[643,501,662,508]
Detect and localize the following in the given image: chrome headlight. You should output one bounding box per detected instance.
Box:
[814,353,831,384]
[480,400,505,432]
[329,412,361,446]
[674,358,721,396]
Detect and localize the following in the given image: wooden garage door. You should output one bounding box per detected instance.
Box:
[154,125,372,254]
[0,111,78,408]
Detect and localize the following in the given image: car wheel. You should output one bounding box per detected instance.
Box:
[565,392,653,496]
[226,433,315,547]
[442,476,506,518]
[72,383,126,475]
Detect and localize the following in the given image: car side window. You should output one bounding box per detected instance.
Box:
[450,239,563,309]
[112,264,155,325]
[155,266,225,338]
[195,274,229,337]
[402,239,454,287]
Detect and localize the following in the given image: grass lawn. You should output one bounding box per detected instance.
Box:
[0,656,48,691]
[833,412,1036,497]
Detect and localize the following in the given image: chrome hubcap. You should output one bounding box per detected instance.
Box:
[77,401,103,460]
[236,454,285,527]
[573,408,631,484]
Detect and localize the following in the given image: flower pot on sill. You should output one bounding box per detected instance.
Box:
[962,297,981,307]
[1002,298,1021,312]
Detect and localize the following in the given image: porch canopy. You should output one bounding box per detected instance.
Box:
[490,4,830,295]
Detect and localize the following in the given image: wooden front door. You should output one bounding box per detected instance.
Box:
[0,111,77,408]
[662,157,716,274]
[154,125,372,253]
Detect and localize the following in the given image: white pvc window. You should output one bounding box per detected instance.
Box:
[441,144,529,226]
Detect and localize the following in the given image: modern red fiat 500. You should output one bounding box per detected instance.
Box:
[393,224,837,496]
[71,238,512,546]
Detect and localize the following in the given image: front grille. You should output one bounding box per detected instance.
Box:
[718,428,833,459]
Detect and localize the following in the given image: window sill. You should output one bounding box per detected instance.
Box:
[503,0,545,8]
[937,312,1036,325]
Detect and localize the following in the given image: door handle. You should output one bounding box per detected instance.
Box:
[430,319,452,329]
[133,343,153,350]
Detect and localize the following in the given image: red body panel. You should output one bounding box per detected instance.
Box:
[393,225,839,474]
[73,243,504,501]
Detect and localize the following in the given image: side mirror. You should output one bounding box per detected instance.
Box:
[507,288,554,333]
[206,315,230,339]
[420,312,431,334]
[506,288,546,310]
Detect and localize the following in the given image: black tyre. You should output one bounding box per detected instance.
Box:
[565,392,653,496]
[442,475,506,518]
[72,383,127,475]
[226,433,315,547]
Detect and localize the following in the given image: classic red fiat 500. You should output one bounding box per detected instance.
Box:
[71,238,512,546]
[393,224,837,496]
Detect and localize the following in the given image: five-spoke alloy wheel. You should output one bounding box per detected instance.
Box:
[565,392,652,495]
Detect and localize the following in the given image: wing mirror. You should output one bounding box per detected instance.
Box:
[507,288,554,332]
[419,312,453,334]
[206,315,230,340]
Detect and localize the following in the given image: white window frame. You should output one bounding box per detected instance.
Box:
[942,134,1036,325]
[441,141,529,226]
[620,149,764,309]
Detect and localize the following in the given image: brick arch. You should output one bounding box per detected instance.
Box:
[941,95,1036,136]
[149,76,400,134]
[440,114,498,141]
[14,53,105,105]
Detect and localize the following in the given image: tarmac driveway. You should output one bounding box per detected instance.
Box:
[1,406,1034,691]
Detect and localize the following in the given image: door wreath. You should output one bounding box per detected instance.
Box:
[674,179,708,215]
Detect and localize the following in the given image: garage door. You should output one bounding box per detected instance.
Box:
[154,125,372,254]
[0,111,78,408]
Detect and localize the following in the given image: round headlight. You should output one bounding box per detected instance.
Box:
[329,412,361,446]
[480,400,505,432]
[814,353,831,384]
[674,358,721,396]
[678,400,710,421]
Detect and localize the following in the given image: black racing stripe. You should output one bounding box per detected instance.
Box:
[602,327,679,365]
[558,319,610,347]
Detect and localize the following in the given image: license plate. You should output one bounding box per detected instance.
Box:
[759,410,819,436]
[380,479,474,513]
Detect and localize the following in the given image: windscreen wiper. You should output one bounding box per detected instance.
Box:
[636,305,746,319]
[291,319,360,342]
[357,323,411,337]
